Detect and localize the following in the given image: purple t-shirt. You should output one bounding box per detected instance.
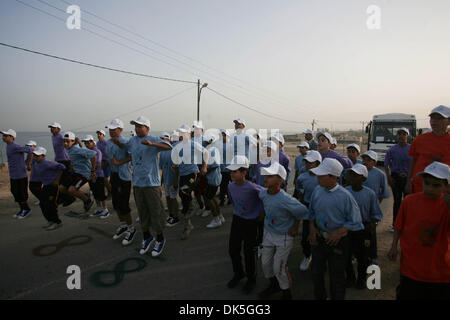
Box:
[34,159,66,186]
[52,133,69,161]
[321,149,353,169]
[279,151,291,179]
[93,147,104,178]
[6,142,33,179]
[26,153,40,182]
[253,161,272,186]
[228,181,265,220]
[384,144,411,175]
[97,140,108,162]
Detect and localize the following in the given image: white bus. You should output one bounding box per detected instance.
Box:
[366,113,416,164]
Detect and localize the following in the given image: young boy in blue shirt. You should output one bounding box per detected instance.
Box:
[295,150,322,271]
[344,164,383,289]
[258,162,310,300]
[308,158,364,300]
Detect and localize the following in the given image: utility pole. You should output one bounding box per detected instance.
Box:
[311,119,317,132]
[197,79,208,121]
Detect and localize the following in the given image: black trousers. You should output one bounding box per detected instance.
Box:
[228,215,258,280]
[311,236,350,300]
[396,275,450,300]
[345,228,372,282]
[29,181,42,200]
[301,220,311,258]
[39,184,61,224]
[179,173,197,214]
[56,160,76,205]
[390,172,408,225]
[110,172,131,216]
[219,171,231,201]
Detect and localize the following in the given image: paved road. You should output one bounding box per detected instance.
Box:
[0,175,398,300]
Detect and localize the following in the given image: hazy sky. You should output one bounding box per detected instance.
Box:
[1,0,449,133]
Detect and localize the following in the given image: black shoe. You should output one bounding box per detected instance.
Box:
[242,278,256,294]
[258,277,281,299]
[227,274,245,289]
[345,276,356,288]
[62,196,76,207]
[83,199,94,212]
[356,277,366,290]
[282,289,292,300]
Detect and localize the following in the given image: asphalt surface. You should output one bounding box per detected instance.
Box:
[0,176,397,300]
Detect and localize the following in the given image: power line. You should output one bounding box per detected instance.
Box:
[206,87,309,125]
[0,42,197,84]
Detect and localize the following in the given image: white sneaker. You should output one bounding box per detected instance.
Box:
[219,214,225,223]
[195,208,204,216]
[299,256,312,271]
[206,216,222,229]
[99,209,110,219]
[201,210,211,217]
[136,217,140,223]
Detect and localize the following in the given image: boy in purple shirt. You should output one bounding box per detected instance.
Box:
[317,132,353,170]
[32,147,66,230]
[226,155,265,295]
[26,140,42,203]
[384,128,412,231]
[83,135,109,218]
[96,129,112,196]
[1,129,33,218]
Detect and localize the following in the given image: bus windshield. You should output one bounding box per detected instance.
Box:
[371,122,416,143]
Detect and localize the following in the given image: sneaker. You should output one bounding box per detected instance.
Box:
[62,196,76,207]
[83,199,94,212]
[151,238,166,257]
[99,209,110,219]
[18,209,32,219]
[257,245,263,259]
[136,217,140,223]
[166,216,180,227]
[389,226,395,233]
[42,221,53,229]
[227,273,245,289]
[34,200,40,205]
[201,210,211,217]
[113,224,129,240]
[13,210,23,218]
[90,209,103,217]
[139,236,155,255]
[242,278,256,294]
[299,256,312,271]
[122,227,136,246]
[45,222,62,231]
[206,216,222,229]
[195,208,203,216]
[219,215,225,223]
[181,223,194,240]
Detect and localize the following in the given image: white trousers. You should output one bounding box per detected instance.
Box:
[261,230,294,290]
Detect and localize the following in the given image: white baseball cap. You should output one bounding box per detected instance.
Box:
[63,131,76,140]
[130,116,150,128]
[160,132,170,139]
[96,129,106,136]
[397,127,410,135]
[346,143,361,153]
[316,132,333,143]
[310,158,343,177]
[25,140,37,146]
[220,129,230,136]
[304,150,322,163]
[32,146,47,156]
[297,141,310,148]
[203,133,215,144]
[260,162,287,181]
[429,105,450,118]
[48,122,61,129]
[271,132,285,145]
[106,119,124,129]
[233,118,246,126]
[303,129,313,134]
[1,129,17,138]
[349,163,368,178]
[81,135,95,142]
[193,120,204,129]
[417,161,450,184]
[226,155,250,171]
[178,124,191,133]
[362,150,378,162]
[331,137,337,146]
[263,140,279,151]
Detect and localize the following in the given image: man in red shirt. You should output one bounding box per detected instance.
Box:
[388,161,450,299]
[406,105,450,194]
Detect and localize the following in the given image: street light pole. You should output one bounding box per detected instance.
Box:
[197,79,208,121]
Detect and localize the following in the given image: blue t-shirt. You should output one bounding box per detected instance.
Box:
[309,185,364,232]
[294,154,307,175]
[228,181,265,220]
[296,171,319,204]
[160,149,175,186]
[206,148,222,187]
[126,135,170,187]
[107,137,132,181]
[67,145,97,179]
[364,167,390,200]
[172,140,205,177]
[259,189,310,235]
[345,186,383,222]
